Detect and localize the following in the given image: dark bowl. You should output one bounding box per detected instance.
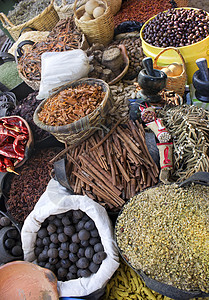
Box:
[138,69,167,95]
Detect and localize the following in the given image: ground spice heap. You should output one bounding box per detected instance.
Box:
[38,83,105,126]
[116,183,209,293]
[7,147,61,224]
[114,0,174,26]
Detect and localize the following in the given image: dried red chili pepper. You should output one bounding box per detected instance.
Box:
[0,156,6,172]
[13,134,27,158]
[3,157,19,175]
[0,143,24,160]
[1,117,28,135]
[0,124,18,138]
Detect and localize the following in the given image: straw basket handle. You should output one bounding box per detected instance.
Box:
[73,0,108,17]
[0,13,15,27]
[153,47,186,75]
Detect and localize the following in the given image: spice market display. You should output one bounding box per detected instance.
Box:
[0,0,209,299]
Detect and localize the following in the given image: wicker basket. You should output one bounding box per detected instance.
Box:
[33,78,113,147]
[55,0,121,18]
[73,0,114,46]
[153,47,187,97]
[175,0,189,7]
[0,0,59,41]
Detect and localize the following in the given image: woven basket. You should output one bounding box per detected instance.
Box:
[0,0,59,41]
[73,0,114,46]
[55,0,121,18]
[175,0,189,7]
[153,47,187,97]
[33,78,113,147]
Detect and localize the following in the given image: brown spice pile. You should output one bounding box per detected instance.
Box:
[38,83,105,126]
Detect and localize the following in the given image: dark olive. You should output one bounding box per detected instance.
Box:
[77,248,85,258]
[59,249,69,259]
[93,251,107,264]
[34,247,43,257]
[78,229,90,241]
[37,228,48,239]
[48,248,58,258]
[89,237,99,246]
[85,247,94,259]
[90,228,99,238]
[69,264,78,274]
[66,272,77,280]
[43,237,51,246]
[73,210,84,220]
[47,223,57,234]
[62,216,71,226]
[80,240,89,247]
[89,262,100,273]
[71,233,80,243]
[58,233,68,243]
[80,269,91,278]
[53,217,62,227]
[0,216,11,227]
[58,267,68,278]
[7,228,18,239]
[61,259,71,269]
[49,257,59,265]
[75,220,86,232]
[84,220,95,231]
[69,253,78,263]
[50,233,59,244]
[64,225,75,237]
[76,257,89,269]
[11,245,23,256]
[94,243,104,252]
[61,242,70,251]
[69,243,79,254]
[4,238,15,249]
[49,243,59,249]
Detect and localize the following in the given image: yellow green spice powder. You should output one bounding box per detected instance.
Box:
[116,183,209,293]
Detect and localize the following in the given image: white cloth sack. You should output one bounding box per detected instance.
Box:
[21,178,120,297]
[37,49,90,100]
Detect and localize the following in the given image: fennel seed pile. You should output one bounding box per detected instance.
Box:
[116,183,209,293]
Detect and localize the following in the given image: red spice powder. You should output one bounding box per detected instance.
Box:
[114,0,173,26]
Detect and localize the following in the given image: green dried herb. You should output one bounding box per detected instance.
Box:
[116,183,209,293]
[0,62,22,90]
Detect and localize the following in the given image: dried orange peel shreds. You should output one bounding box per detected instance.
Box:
[38,83,105,126]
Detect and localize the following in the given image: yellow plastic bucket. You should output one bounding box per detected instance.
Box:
[140,8,209,84]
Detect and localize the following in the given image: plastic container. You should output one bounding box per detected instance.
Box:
[140,8,209,84]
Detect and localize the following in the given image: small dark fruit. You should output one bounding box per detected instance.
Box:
[4,238,15,249]
[47,215,55,222]
[84,220,95,231]
[50,233,59,244]
[80,240,89,247]
[43,237,51,246]
[75,220,86,232]
[78,229,90,241]
[69,264,78,274]
[11,245,23,256]
[94,243,104,252]
[49,243,59,249]
[66,272,77,280]
[34,247,43,257]
[56,213,66,219]
[69,253,78,263]
[38,253,48,262]
[58,267,68,278]
[48,248,58,258]
[36,238,44,248]
[62,216,71,226]
[47,223,57,234]
[69,243,79,254]
[58,233,68,243]
[60,242,70,251]
[82,214,90,221]
[38,261,45,267]
[64,225,75,237]
[61,259,71,269]
[53,217,62,227]
[7,228,18,239]
[80,269,91,278]
[37,228,48,239]
[73,210,84,220]
[90,228,99,238]
[77,269,83,278]
[93,252,107,264]
[89,262,100,273]
[57,226,64,234]
[77,248,85,258]
[89,237,99,246]
[71,233,80,243]
[59,249,69,259]
[85,247,94,259]
[49,257,58,265]
[0,216,11,227]
[76,257,89,269]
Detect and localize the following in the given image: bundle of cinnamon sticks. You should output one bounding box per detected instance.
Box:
[61,120,159,210]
